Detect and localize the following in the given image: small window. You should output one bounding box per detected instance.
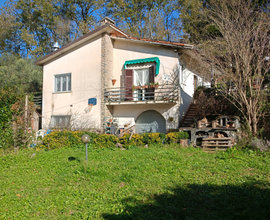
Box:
[51,115,71,129]
[54,73,71,92]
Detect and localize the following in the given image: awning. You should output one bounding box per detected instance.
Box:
[124,57,160,75]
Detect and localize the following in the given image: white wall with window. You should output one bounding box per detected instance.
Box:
[50,115,71,128]
[54,73,71,93]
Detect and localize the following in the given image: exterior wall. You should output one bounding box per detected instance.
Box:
[179,67,211,124]
[110,40,181,131]
[113,40,180,87]
[42,36,102,129]
[112,103,180,132]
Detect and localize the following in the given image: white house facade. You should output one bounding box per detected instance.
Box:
[35,18,210,134]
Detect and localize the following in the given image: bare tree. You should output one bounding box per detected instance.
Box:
[199,0,270,137]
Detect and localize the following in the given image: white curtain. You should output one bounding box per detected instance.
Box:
[134,68,149,86]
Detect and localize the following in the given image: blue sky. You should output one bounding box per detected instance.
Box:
[0,0,6,6]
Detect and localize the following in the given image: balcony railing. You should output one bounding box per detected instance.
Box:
[104,84,179,104]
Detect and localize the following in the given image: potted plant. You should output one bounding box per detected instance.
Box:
[168,117,174,122]
[149,82,159,88]
[141,85,148,89]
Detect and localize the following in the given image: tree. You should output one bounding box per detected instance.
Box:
[0,53,43,93]
[106,0,181,41]
[198,0,270,137]
[179,0,269,44]
[0,0,103,57]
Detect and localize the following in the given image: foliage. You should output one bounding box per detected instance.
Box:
[0,0,103,57]
[194,87,239,119]
[196,0,270,137]
[42,131,98,149]
[0,86,29,150]
[165,131,189,144]
[106,0,180,41]
[0,53,42,93]
[179,0,269,44]
[41,131,189,150]
[92,134,119,149]
[119,133,144,146]
[0,146,269,219]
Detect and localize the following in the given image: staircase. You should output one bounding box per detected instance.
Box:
[180,103,198,128]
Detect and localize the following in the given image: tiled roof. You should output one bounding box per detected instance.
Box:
[110,34,193,49]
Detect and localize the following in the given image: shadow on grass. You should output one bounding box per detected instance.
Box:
[103,180,270,220]
[68,156,81,162]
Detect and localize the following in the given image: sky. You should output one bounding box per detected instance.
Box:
[0,0,6,6]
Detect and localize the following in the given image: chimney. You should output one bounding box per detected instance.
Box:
[52,42,60,51]
[101,17,115,26]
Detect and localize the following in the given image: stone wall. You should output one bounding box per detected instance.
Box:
[101,33,114,131]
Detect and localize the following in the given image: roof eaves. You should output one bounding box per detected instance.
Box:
[110,36,194,49]
[109,25,129,37]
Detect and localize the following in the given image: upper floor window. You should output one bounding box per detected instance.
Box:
[55,73,71,92]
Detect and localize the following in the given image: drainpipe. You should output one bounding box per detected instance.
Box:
[178,64,182,129]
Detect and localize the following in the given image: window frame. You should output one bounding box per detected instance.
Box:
[54,73,71,93]
[50,115,71,129]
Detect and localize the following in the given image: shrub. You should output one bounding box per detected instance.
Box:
[119,134,144,146]
[92,134,119,149]
[41,131,189,150]
[42,131,98,149]
[165,131,189,144]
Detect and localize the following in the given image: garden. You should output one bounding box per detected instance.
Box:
[0,131,269,219]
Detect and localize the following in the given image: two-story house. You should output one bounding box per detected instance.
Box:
[35,17,210,134]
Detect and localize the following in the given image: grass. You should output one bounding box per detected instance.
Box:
[0,145,270,219]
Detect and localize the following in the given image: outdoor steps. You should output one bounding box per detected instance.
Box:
[180,103,198,127]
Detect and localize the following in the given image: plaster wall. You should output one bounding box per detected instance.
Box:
[179,68,211,123]
[42,36,102,129]
[110,40,181,131]
[112,40,180,87]
[112,103,180,132]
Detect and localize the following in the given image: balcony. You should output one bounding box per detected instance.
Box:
[104,84,179,105]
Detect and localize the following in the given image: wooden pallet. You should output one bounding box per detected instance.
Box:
[202,137,232,151]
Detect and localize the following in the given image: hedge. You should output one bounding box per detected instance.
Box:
[41,131,189,150]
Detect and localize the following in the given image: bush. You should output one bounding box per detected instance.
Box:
[42,131,98,149]
[119,134,144,146]
[92,134,119,149]
[41,131,189,150]
[165,131,189,144]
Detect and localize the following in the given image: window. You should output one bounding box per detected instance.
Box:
[51,115,71,129]
[54,73,71,92]
[125,65,155,101]
[134,68,149,87]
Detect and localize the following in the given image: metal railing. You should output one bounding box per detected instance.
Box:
[33,93,42,107]
[104,84,179,103]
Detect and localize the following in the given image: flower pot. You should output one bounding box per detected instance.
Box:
[134,86,141,90]
[150,85,159,89]
[112,79,116,86]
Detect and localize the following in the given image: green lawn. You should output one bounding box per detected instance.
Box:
[0,145,269,219]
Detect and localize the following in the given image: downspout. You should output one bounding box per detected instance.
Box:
[178,63,182,129]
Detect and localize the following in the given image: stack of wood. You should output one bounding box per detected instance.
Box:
[202,134,233,152]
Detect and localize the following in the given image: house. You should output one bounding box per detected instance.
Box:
[35,17,210,134]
